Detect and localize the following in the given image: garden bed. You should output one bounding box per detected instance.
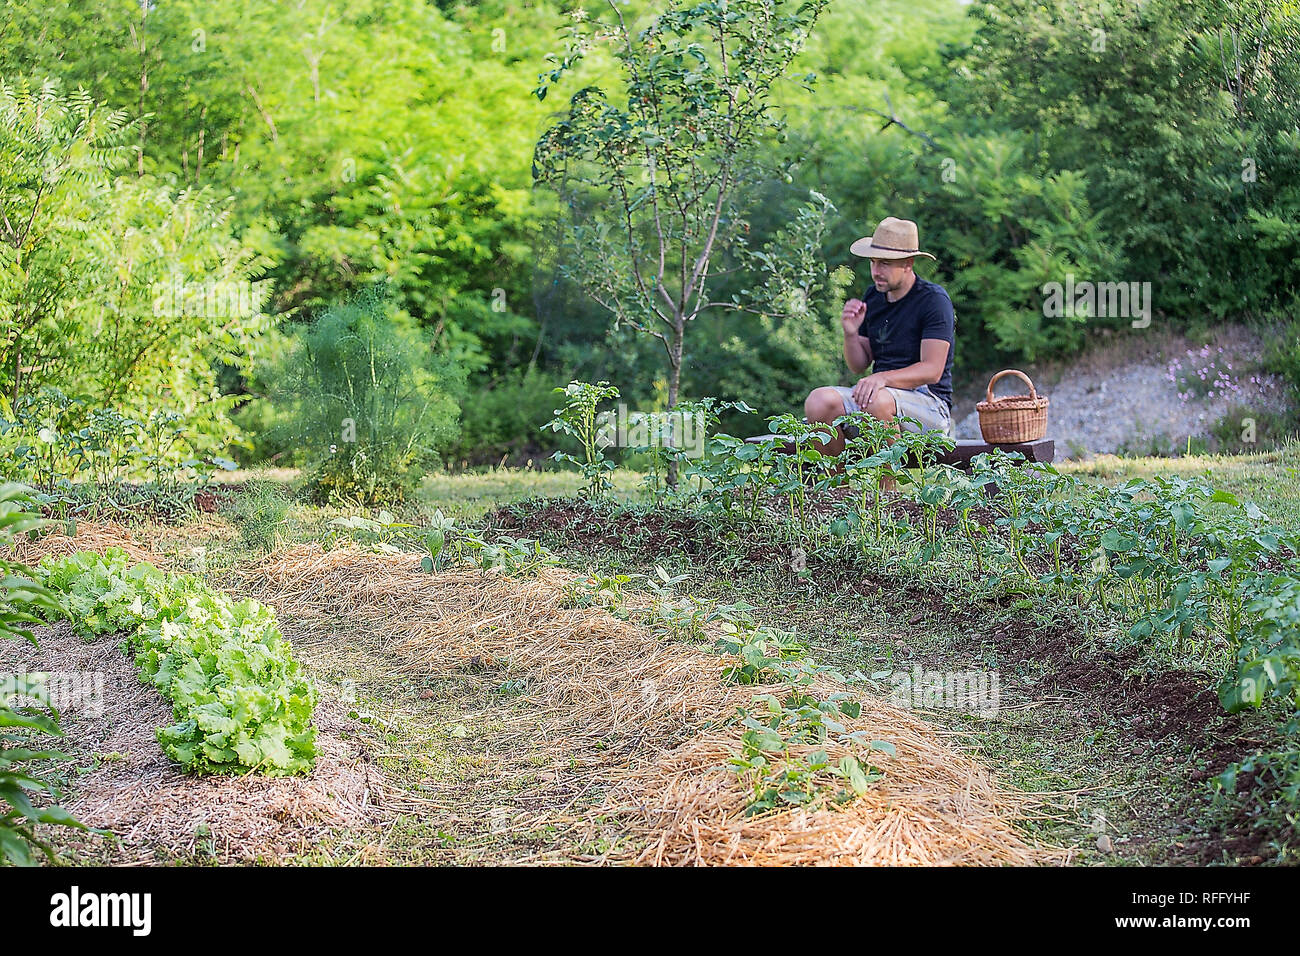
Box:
[0,621,387,865]
[240,545,1063,865]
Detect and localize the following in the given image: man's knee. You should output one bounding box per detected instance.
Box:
[805,386,845,423]
[864,390,897,422]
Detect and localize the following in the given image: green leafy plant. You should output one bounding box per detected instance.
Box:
[0,483,87,864]
[35,548,318,775]
[454,532,560,576]
[420,509,456,573]
[0,388,234,495]
[731,692,895,814]
[326,509,417,554]
[275,284,463,506]
[766,413,837,536]
[226,480,292,555]
[636,397,756,500]
[544,380,620,499]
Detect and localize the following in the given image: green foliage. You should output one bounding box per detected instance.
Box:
[225,481,292,555]
[420,510,455,573]
[707,605,894,813]
[1260,307,1300,436]
[0,1,543,361]
[601,424,1300,805]
[638,397,756,501]
[273,286,463,506]
[1220,576,1300,714]
[533,0,841,412]
[950,0,1300,323]
[0,483,85,864]
[325,510,418,554]
[732,691,894,814]
[454,531,560,576]
[0,387,238,493]
[545,380,620,499]
[451,368,560,466]
[0,79,275,447]
[566,552,896,814]
[35,548,318,775]
[324,505,559,576]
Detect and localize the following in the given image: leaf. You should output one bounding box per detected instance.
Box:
[1100,529,1136,552]
[841,756,870,796]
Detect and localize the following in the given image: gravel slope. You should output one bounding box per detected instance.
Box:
[950,327,1291,459]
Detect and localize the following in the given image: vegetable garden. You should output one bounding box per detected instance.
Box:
[2,387,1297,865]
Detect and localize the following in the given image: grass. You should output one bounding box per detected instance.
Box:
[1060,441,1300,532]
[416,465,650,522]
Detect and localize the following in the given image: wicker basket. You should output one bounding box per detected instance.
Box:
[976,369,1049,444]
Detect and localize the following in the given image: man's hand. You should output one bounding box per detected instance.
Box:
[851,371,892,409]
[841,298,867,336]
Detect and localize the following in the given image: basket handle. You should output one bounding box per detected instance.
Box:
[986,368,1038,404]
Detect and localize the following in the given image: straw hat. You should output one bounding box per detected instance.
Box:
[849,216,936,261]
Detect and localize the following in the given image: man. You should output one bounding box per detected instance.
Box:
[804,216,955,471]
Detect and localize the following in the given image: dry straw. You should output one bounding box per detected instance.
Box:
[0,619,386,864]
[246,545,1066,866]
[10,520,1066,865]
[11,519,164,568]
[4,523,394,864]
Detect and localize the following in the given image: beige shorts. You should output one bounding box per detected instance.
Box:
[832,384,955,438]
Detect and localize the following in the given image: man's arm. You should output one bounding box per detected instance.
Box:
[851,339,948,407]
[875,338,949,389]
[841,298,872,375]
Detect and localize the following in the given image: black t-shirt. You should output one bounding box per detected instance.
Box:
[856,276,955,409]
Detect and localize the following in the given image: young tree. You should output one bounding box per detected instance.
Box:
[531,0,841,481]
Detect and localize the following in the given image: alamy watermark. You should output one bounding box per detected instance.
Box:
[49,886,151,936]
[3,670,105,719]
[595,403,707,458]
[1041,273,1152,328]
[886,666,1000,715]
[150,277,257,318]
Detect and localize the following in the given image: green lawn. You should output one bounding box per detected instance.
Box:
[1061,442,1300,532]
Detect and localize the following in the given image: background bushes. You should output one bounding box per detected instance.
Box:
[0,0,1296,467]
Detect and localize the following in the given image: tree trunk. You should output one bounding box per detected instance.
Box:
[666,319,684,488]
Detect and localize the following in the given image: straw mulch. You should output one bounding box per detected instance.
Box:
[10,519,164,568]
[4,525,391,864]
[0,620,386,864]
[245,544,1066,866]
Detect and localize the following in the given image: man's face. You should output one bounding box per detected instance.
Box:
[869,257,914,294]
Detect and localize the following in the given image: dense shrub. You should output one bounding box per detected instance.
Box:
[949,0,1300,324]
[270,285,464,505]
[0,80,275,450]
[450,367,559,466]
